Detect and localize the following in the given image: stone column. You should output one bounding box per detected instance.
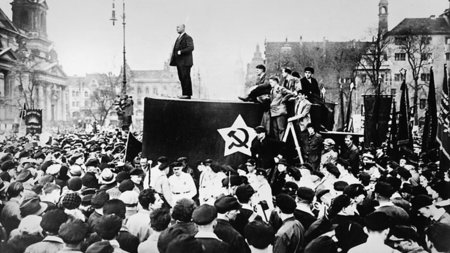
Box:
[58,85,63,121]
[45,85,51,122]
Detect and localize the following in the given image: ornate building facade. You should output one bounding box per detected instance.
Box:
[0,0,67,131]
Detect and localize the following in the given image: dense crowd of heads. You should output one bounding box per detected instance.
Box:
[0,127,449,253]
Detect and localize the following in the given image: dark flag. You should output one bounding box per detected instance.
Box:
[422,67,438,153]
[437,64,450,167]
[344,83,354,132]
[387,100,398,160]
[124,132,142,163]
[142,97,264,167]
[398,78,413,153]
[363,95,392,147]
[336,84,345,131]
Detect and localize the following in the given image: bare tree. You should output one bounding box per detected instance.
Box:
[397,34,432,124]
[13,40,39,109]
[357,30,391,95]
[86,73,120,126]
[327,41,368,84]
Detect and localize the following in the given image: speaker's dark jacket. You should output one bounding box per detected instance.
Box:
[170,33,194,67]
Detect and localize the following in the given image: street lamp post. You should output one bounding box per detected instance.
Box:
[111,0,127,95]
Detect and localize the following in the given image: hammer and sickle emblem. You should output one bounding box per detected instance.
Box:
[227,128,249,149]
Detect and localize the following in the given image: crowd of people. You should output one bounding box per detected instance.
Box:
[0,124,448,253]
[0,64,448,253]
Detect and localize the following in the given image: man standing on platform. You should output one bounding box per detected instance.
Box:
[170,24,194,99]
[300,67,321,103]
[269,76,295,140]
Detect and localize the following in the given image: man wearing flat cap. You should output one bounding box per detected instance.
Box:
[177,156,200,184]
[192,204,230,253]
[299,67,320,103]
[168,162,197,203]
[214,195,250,253]
[412,194,450,226]
[251,125,287,172]
[232,184,261,236]
[320,138,337,170]
[274,193,305,253]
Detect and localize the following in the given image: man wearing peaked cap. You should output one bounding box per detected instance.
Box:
[295,187,316,230]
[87,191,109,232]
[348,212,391,253]
[244,220,275,252]
[233,184,261,236]
[58,220,89,253]
[192,204,230,253]
[25,208,69,253]
[412,194,450,225]
[273,193,304,253]
[168,162,197,203]
[213,195,250,253]
[320,138,338,170]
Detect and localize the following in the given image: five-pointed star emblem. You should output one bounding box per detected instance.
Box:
[217,115,257,156]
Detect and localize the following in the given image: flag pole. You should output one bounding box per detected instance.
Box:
[123,131,130,163]
[227,171,231,195]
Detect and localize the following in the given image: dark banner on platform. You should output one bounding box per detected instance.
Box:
[25,109,43,135]
[142,98,264,167]
[363,95,392,147]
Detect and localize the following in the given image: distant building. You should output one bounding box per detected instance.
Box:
[66,73,114,127]
[0,0,67,131]
[384,2,450,122]
[245,44,264,90]
[258,0,450,129]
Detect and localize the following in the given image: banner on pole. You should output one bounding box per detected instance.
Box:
[24,109,42,135]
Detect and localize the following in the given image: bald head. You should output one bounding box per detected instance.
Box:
[176,24,185,34]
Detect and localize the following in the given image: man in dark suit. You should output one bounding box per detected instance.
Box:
[170,24,194,99]
[299,67,321,103]
[238,64,270,102]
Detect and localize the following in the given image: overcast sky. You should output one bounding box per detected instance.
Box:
[0,0,448,98]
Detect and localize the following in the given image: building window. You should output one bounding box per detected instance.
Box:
[391,88,397,96]
[361,104,364,116]
[137,87,142,94]
[72,101,76,106]
[85,101,89,107]
[84,91,88,97]
[145,87,149,94]
[137,100,142,106]
[420,99,427,109]
[446,37,450,44]
[420,73,431,82]
[395,53,406,61]
[446,52,450,61]
[72,91,76,96]
[394,74,401,81]
[394,37,406,45]
[361,74,367,83]
[153,87,158,95]
[420,37,432,45]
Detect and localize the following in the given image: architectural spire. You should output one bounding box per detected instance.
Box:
[378,0,388,35]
